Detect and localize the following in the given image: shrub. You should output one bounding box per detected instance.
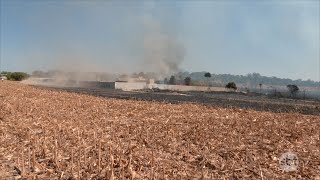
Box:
[7,72,30,81]
[169,76,176,85]
[287,84,299,96]
[226,82,237,90]
[184,77,191,86]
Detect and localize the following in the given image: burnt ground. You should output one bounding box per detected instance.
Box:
[37,86,320,116]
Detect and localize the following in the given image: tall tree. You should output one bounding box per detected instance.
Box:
[204,72,211,79]
[169,76,176,85]
[259,83,262,93]
[184,77,191,86]
[204,72,211,86]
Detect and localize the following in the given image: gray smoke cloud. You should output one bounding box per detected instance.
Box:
[141,3,186,77]
[7,1,186,83]
[143,30,186,76]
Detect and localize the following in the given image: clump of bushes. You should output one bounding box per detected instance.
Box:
[169,75,176,85]
[287,84,299,97]
[226,82,237,91]
[184,77,191,86]
[2,72,30,81]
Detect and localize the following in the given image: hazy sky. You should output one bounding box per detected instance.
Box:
[1,0,319,81]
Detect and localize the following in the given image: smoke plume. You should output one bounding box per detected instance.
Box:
[141,3,186,77]
[143,30,185,76]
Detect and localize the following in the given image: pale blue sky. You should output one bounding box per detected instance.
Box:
[1,0,319,81]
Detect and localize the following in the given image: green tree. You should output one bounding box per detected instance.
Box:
[204,72,211,86]
[259,83,262,93]
[184,77,191,86]
[287,84,299,96]
[169,75,176,85]
[204,72,211,78]
[7,72,30,81]
[226,82,237,91]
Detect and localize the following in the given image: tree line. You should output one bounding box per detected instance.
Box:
[167,72,319,87]
[0,71,30,81]
[164,72,303,96]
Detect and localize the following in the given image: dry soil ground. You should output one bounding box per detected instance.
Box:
[0,81,319,179]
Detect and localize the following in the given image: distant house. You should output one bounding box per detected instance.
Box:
[0,75,7,80]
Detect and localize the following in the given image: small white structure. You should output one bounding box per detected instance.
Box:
[0,76,7,81]
[85,81,229,92]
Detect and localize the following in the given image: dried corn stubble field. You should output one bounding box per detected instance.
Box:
[0,81,319,179]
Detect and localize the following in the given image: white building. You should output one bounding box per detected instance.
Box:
[0,76,7,80]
